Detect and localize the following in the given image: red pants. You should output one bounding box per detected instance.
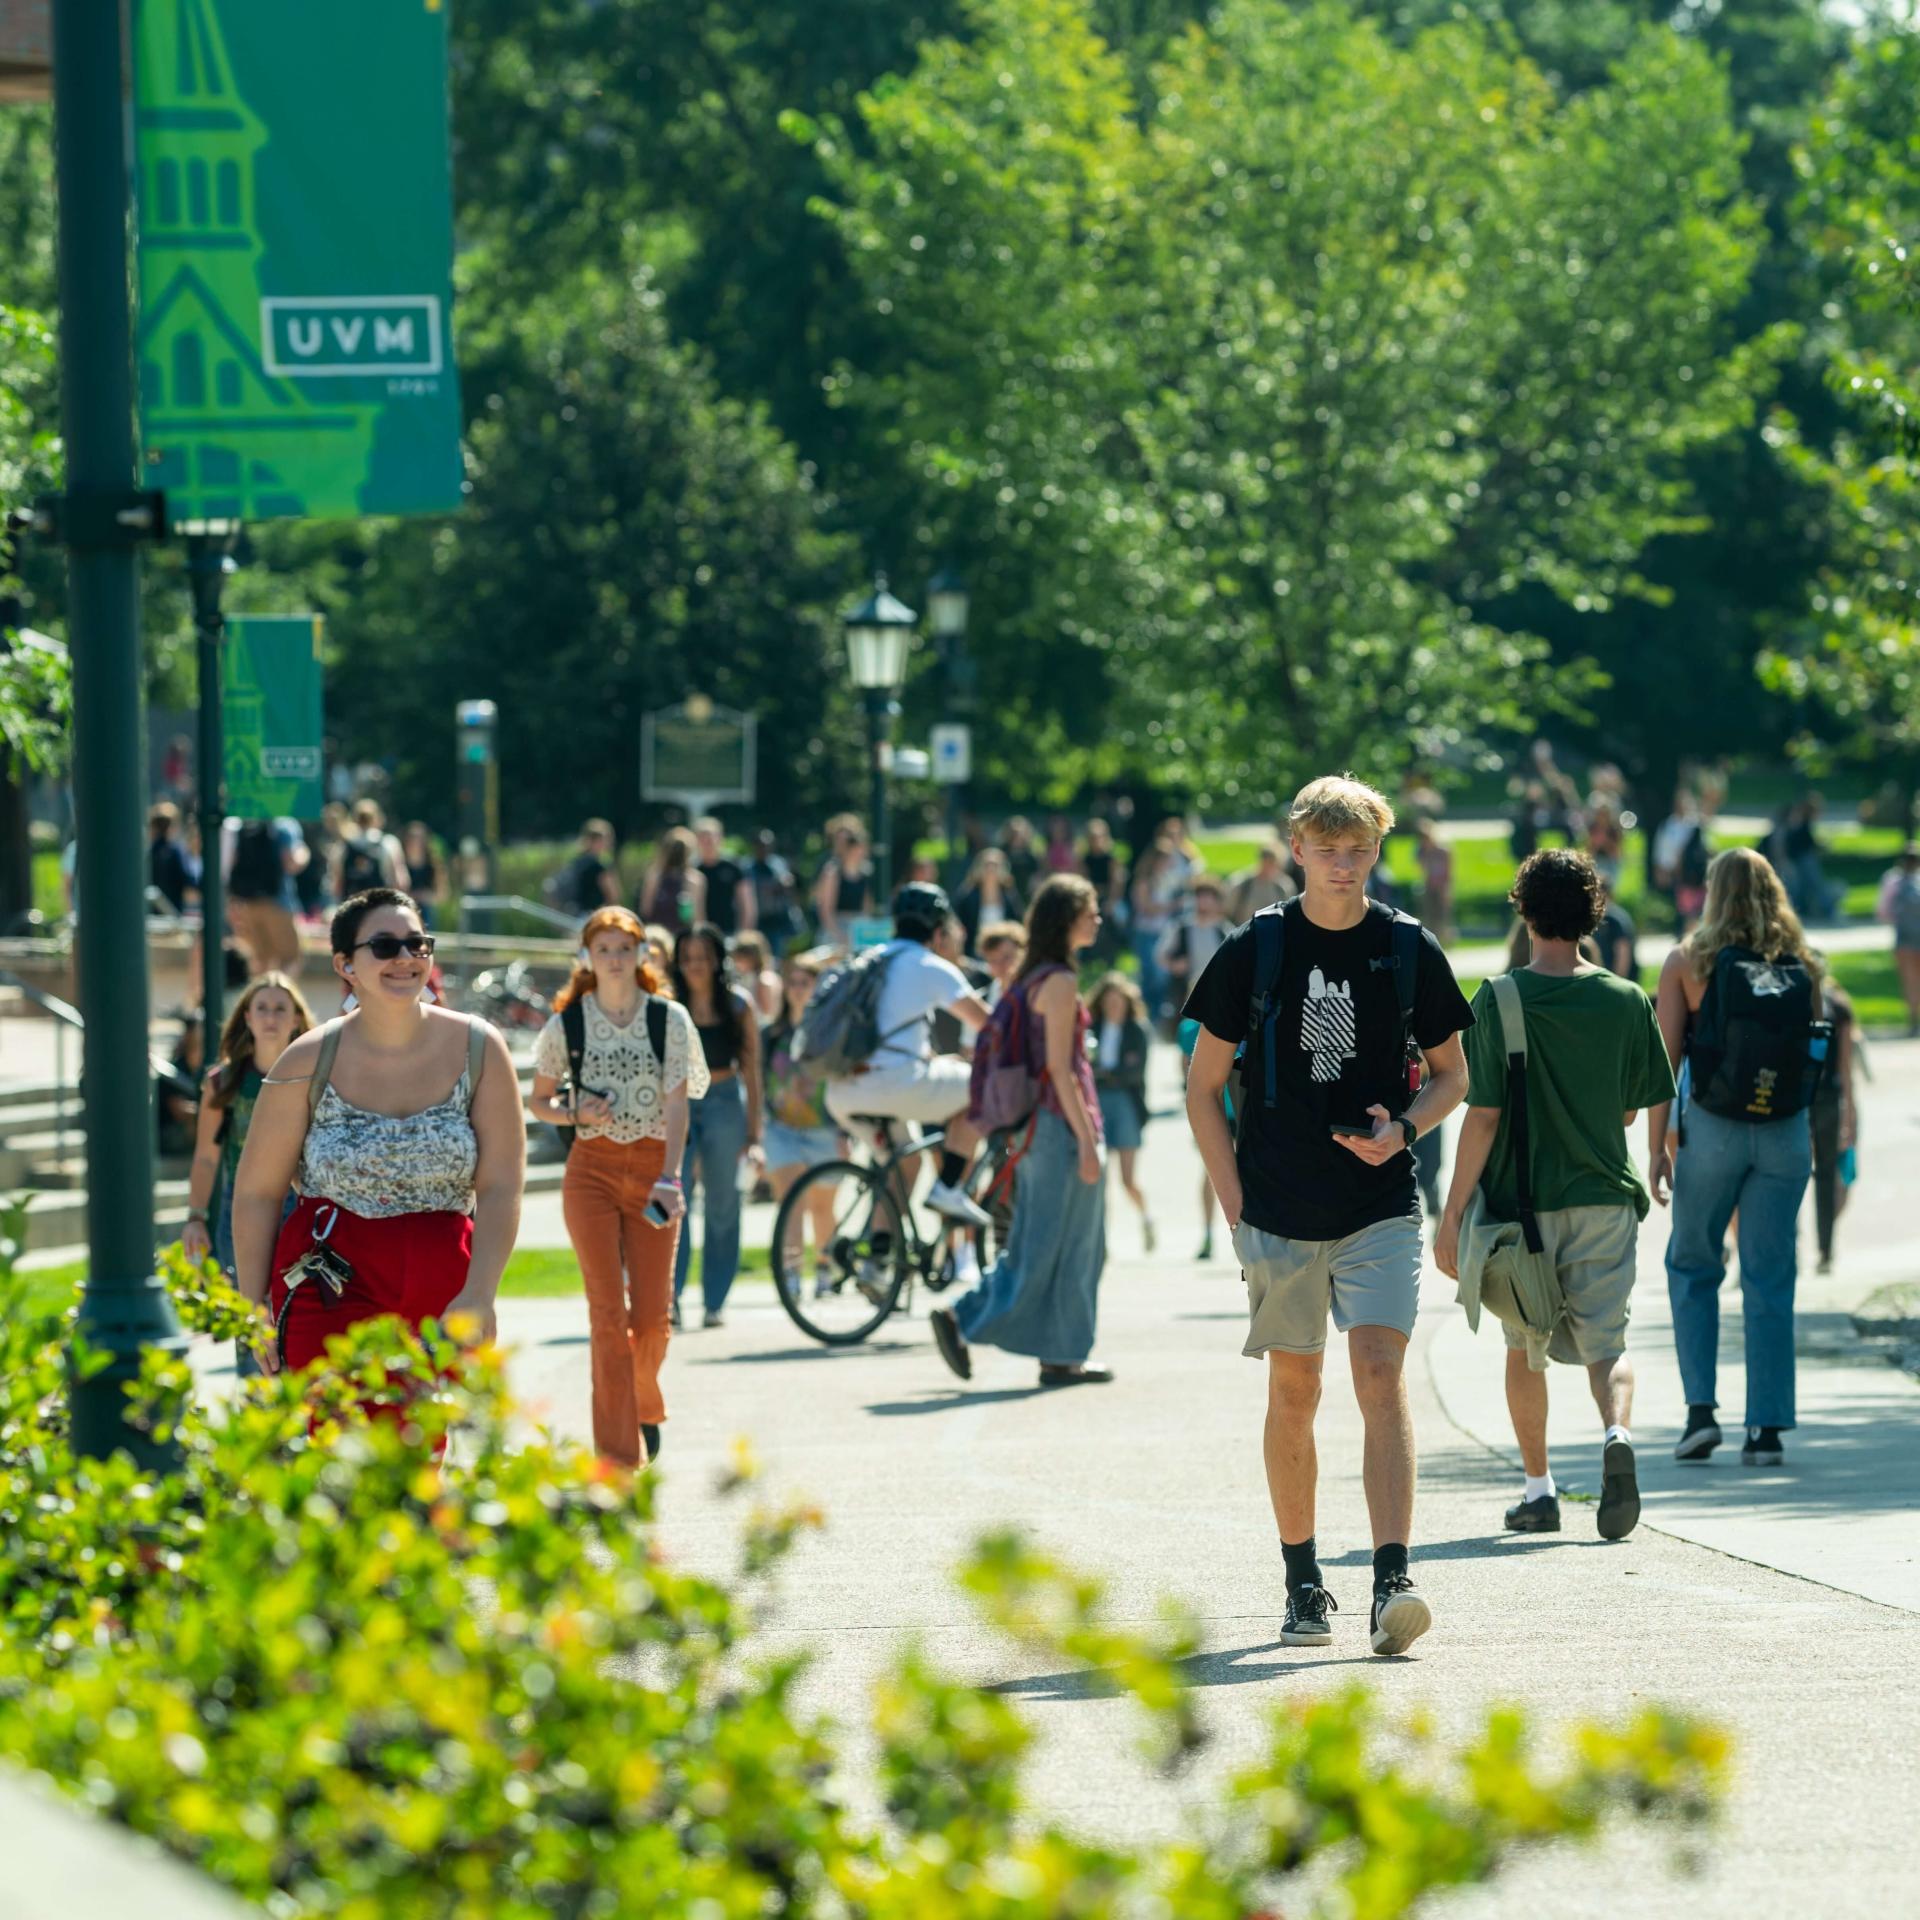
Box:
[270,1196,473,1372]
[562,1135,680,1466]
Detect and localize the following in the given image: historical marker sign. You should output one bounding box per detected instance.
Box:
[224,616,324,817]
[640,698,757,815]
[132,0,463,523]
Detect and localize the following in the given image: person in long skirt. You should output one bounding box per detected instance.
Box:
[930,876,1111,1387]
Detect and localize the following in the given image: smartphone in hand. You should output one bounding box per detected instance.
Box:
[1329,1121,1377,1139]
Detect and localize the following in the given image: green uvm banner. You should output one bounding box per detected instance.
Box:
[225,617,325,818]
[133,0,463,522]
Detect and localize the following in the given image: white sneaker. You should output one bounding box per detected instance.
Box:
[950,1241,982,1288]
[927,1180,991,1230]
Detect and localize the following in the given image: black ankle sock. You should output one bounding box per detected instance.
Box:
[937,1150,967,1189]
[1686,1403,1717,1427]
[1372,1543,1409,1592]
[1281,1537,1321,1594]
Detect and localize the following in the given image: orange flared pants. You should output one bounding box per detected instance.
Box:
[562,1134,680,1466]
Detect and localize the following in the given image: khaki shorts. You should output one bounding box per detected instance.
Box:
[824,1056,973,1133]
[1231,1214,1422,1356]
[1499,1203,1638,1366]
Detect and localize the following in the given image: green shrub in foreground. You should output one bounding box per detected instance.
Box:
[0,1230,1726,1918]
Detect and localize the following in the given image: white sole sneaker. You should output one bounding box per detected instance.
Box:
[1370,1589,1432,1656]
[926,1181,992,1230]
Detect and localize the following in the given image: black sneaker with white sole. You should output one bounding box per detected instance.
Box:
[1597,1438,1641,1540]
[929,1307,972,1381]
[1503,1493,1561,1533]
[1674,1405,1722,1463]
[1282,1584,1337,1646]
[1369,1573,1432,1656]
[1742,1425,1785,1467]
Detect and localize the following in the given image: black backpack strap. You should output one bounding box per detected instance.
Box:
[1245,901,1289,1112]
[562,995,587,1091]
[646,996,669,1064]
[1490,974,1544,1254]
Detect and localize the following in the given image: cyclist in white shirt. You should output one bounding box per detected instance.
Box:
[824,883,992,1227]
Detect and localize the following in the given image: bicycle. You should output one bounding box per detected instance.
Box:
[768,1118,1024,1345]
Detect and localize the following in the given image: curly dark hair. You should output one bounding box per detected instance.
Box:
[1509,848,1605,944]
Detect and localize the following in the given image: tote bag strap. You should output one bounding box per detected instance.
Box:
[1489,973,1543,1254]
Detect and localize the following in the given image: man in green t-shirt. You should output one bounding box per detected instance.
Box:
[1436,850,1676,1542]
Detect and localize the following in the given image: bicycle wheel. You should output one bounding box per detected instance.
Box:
[770,1158,912,1345]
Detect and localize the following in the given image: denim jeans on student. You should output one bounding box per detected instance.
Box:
[1665,1103,1811,1430]
[1132,924,1168,1022]
[673,1076,749,1314]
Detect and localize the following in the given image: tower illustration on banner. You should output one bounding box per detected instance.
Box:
[134,0,381,520]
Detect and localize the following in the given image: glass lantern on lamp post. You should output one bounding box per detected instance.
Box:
[843,578,918,903]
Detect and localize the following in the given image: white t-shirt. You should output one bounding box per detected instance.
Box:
[1097,1019,1123,1071]
[872,940,973,1068]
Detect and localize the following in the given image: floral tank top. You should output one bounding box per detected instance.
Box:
[296,1019,482,1218]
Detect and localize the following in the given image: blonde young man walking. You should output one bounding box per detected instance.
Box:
[1186,776,1472,1655]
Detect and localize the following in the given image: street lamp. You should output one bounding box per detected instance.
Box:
[927,565,972,870]
[843,577,918,903]
[181,518,240,1035]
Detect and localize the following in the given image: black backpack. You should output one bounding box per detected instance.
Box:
[1686,947,1829,1125]
[1229,899,1423,1145]
[228,820,283,900]
[557,995,672,1159]
[340,833,387,898]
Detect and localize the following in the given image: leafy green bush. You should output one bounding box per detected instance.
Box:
[0,1223,1727,1918]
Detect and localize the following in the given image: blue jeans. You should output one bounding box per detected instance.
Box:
[674,1077,749,1314]
[1665,1103,1810,1430]
[1132,925,1168,1022]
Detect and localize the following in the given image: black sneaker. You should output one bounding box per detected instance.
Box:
[1674,1405,1721,1463]
[641,1423,661,1464]
[1742,1425,1785,1467]
[1369,1573,1432,1656]
[1597,1438,1641,1540]
[1282,1583,1337,1646]
[929,1307,971,1381]
[1504,1493,1561,1533]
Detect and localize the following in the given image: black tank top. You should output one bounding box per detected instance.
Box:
[693,997,742,1074]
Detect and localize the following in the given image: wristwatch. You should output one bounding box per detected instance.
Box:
[1397,1117,1418,1152]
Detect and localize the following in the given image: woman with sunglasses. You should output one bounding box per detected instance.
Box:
[670,922,764,1327]
[530,907,706,1467]
[231,887,526,1376]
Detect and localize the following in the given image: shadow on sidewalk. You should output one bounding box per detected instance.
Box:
[988,1639,1375,1700]
[1321,1533,1614,1567]
[685,1340,919,1365]
[865,1386,1050,1415]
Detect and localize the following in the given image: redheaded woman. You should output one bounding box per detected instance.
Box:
[232,888,526,1376]
[530,907,707,1466]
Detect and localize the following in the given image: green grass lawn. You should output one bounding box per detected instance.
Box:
[1455,946,1905,1033]
[12,1241,775,1323]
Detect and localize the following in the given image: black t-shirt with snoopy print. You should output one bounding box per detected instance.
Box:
[1184,906,1474,1243]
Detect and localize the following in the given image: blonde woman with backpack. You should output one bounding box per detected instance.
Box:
[1652,847,1824,1469]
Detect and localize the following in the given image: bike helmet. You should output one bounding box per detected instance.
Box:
[891,881,952,941]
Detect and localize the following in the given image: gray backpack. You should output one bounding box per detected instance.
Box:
[791,945,897,1078]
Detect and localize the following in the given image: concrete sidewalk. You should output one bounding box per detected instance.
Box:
[487,1032,1917,1912]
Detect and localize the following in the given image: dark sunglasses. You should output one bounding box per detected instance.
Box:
[353,932,435,960]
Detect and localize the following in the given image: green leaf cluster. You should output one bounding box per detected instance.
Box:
[0,1214,1727,1917]
[810,0,1769,809]
[1760,21,1920,822]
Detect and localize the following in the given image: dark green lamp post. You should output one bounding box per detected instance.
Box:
[843,579,918,904]
[50,0,190,1463]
